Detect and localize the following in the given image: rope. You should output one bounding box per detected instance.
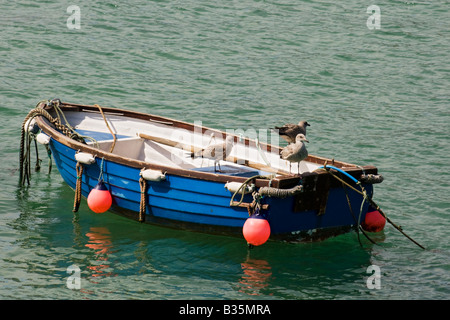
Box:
[20,99,99,186]
[19,117,26,185]
[33,135,41,172]
[318,165,425,250]
[229,175,303,218]
[21,130,32,185]
[94,104,116,153]
[139,177,147,222]
[98,157,105,182]
[45,144,52,174]
[73,162,83,212]
[52,100,99,147]
[20,100,50,185]
[360,173,384,184]
[19,100,109,188]
[19,101,82,185]
[341,182,378,247]
[229,175,272,207]
[258,185,303,198]
[20,104,35,185]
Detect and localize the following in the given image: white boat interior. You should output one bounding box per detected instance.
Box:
[60,110,322,176]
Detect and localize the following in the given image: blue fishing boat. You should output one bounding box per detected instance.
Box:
[20,99,387,246]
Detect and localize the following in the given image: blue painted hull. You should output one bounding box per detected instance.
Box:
[23,100,382,243]
[49,138,374,242]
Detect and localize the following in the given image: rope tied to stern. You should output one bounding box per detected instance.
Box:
[316,163,425,250]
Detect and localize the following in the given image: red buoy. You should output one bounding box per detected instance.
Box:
[87,180,112,214]
[243,214,271,246]
[362,209,386,232]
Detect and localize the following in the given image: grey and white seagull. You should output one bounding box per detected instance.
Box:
[273,120,310,144]
[280,133,309,174]
[191,136,234,172]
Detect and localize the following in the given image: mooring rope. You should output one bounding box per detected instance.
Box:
[45,144,52,174]
[20,101,55,185]
[317,164,425,250]
[20,101,81,184]
[33,134,41,172]
[73,162,83,212]
[19,100,103,186]
[21,128,34,185]
[139,177,147,222]
[341,181,378,247]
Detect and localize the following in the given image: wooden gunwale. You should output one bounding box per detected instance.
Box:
[35,101,378,188]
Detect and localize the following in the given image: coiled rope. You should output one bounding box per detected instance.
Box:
[229,174,304,218]
[19,100,101,186]
[20,100,83,185]
[229,175,272,208]
[258,185,303,198]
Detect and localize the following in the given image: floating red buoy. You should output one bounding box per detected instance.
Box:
[243,214,271,246]
[87,180,112,214]
[362,209,386,232]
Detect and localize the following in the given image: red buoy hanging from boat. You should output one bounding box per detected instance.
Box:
[87,180,112,214]
[362,209,386,232]
[243,211,271,246]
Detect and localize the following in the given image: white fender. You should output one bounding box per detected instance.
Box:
[140,169,166,182]
[75,152,96,165]
[224,181,255,194]
[24,118,39,133]
[36,132,51,145]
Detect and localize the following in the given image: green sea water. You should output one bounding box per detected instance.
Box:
[0,0,449,301]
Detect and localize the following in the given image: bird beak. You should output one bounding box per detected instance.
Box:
[305,139,309,143]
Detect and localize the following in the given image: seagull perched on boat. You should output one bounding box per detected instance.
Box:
[280,133,309,174]
[191,136,234,172]
[272,120,310,144]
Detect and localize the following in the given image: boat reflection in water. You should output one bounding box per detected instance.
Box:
[238,256,273,296]
[85,227,116,280]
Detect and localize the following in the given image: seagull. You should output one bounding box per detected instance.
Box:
[191,136,234,172]
[272,120,310,144]
[280,134,309,174]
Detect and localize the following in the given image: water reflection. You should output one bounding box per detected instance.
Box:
[238,255,272,296]
[85,227,116,279]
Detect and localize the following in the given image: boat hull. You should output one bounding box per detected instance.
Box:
[24,100,382,243]
[49,138,374,242]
